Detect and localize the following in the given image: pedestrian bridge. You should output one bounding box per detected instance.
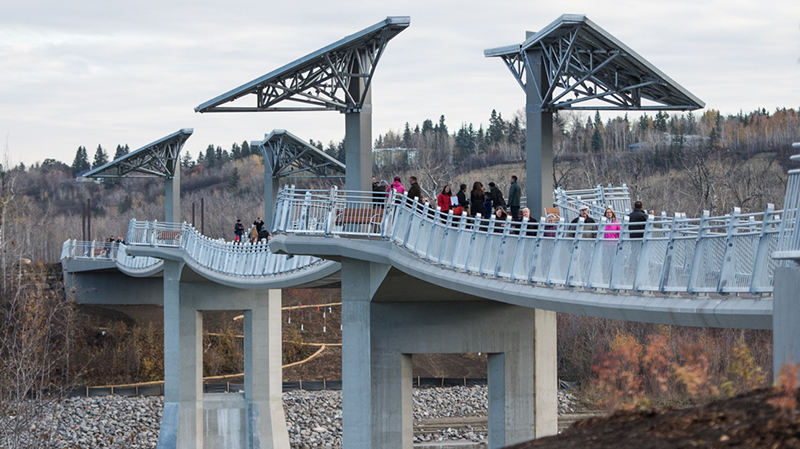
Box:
[266,187,788,329]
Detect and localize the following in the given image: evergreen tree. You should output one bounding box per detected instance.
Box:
[421,119,434,135]
[231,142,242,160]
[71,146,90,176]
[204,145,215,168]
[118,194,133,213]
[92,145,108,169]
[113,144,129,160]
[227,167,240,190]
[181,152,193,168]
[241,140,252,158]
[403,122,412,148]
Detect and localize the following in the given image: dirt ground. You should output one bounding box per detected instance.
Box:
[508,389,800,449]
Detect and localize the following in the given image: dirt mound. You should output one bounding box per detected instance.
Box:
[508,389,800,449]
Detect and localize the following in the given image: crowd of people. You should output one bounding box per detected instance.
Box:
[371,175,652,240]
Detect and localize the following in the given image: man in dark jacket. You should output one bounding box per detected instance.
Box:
[253,217,265,234]
[407,176,422,200]
[488,182,506,209]
[570,205,596,238]
[628,201,648,239]
[507,175,521,220]
[234,219,245,243]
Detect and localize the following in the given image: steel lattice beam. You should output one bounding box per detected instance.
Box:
[195,17,410,114]
[83,129,193,179]
[485,15,704,112]
[253,130,346,179]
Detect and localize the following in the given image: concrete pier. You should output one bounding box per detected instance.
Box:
[340,258,558,449]
[156,260,288,449]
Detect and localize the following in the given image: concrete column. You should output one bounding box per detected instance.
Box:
[370,351,413,449]
[524,49,553,219]
[369,300,558,448]
[533,309,558,437]
[264,175,280,233]
[341,258,389,449]
[773,265,800,379]
[345,79,372,191]
[157,260,202,449]
[487,353,506,448]
[244,289,289,448]
[165,162,181,223]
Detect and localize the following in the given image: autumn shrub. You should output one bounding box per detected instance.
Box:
[586,326,771,411]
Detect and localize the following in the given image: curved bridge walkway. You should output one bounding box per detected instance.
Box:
[269,186,786,330]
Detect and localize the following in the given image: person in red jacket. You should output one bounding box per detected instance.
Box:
[437,185,452,213]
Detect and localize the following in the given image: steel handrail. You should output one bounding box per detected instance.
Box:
[125,219,324,277]
[275,186,786,296]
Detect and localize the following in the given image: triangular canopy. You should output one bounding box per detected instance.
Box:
[83,129,193,179]
[484,15,704,111]
[253,130,346,179]
[195,17,410,114]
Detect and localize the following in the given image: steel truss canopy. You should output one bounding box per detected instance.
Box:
[484,15,704,112]
[253,130,346,179]
[83,129,193,179]
[195,16,410,114]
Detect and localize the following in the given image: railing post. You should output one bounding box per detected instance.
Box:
[437,210,455,264]
[750,204,777,294]
[633,213,657,293]
[494,216,514,277]
[717,208,742,293]
[425,207,443,261]
[658,214,685,293]
[688,210,712,293]
[325,185,338,236]
[380,190,396,239]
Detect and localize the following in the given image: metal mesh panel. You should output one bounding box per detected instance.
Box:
[510,236,537,281]
[587,242,616,288]
[531,238,555,283]
[547,239,573,285]
[426,218,447,263]
[439,223,460,267]
[610,240,642,290]
[495,234,519,278]
[567,238,596,287]
[465,230,488,274]
[480,232,504,276]
[663,235,697,292]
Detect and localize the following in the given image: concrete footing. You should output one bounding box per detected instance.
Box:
[341,258,558,449]
[157,260,288,449]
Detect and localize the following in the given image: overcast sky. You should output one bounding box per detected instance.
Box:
[1,0,798,166]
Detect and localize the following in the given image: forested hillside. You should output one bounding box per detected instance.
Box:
[1,107,798,264]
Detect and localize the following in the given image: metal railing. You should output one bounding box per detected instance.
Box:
[553,184,631,222]
[126,220,323,277]
[275,186,786,296]
[61,239,163,271]
[775,146,800,260]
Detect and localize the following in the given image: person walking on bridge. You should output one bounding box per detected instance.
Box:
[507,175,521,220]
[437,185,452,213]
[234,219,245,244]
[407,176,422,200]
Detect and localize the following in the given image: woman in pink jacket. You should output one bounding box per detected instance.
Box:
[391,176,405,194]
[603,207,621,239]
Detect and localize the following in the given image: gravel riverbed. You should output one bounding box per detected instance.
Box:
[17,386,576,448]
